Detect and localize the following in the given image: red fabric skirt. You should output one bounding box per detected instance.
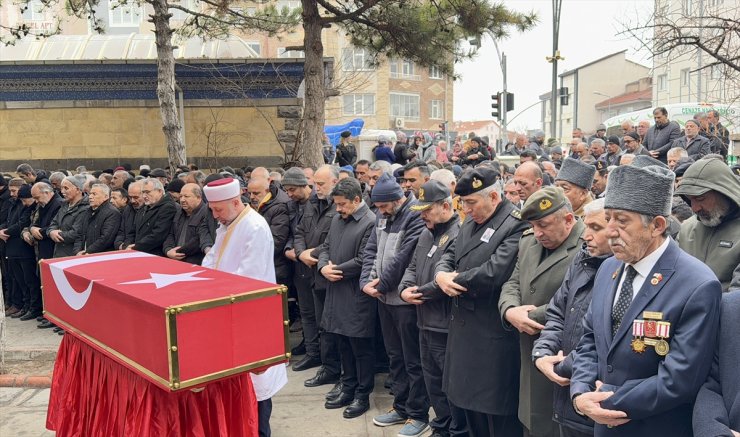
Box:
[46,334,259,437]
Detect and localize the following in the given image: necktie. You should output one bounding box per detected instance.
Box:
[612,265,637,337]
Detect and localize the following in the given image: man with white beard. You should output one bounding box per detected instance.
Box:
[675,158,740,291]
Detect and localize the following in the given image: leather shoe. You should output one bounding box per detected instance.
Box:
[36,316,44,322]
[10,309,28,319]
[5,306,21,317]
[20,311,41,321]
[304,368,339,387]
[53,326,64,333]
[343,398,369,419]
[292,355,321,372]
[325,382,343,400]
[324,392,353,409]
[37,320,55,329]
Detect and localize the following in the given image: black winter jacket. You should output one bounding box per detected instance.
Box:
[134,196,178,256]
[29,194,63,260]
[75,202,121,254]
[162,201,213,265]
[292,195,336,291]
[5,199,36,259]
[257,184,292,283]
[48,197,90,258]
[399,213,460,332]
[531,246,609,433]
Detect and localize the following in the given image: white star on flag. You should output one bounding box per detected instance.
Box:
[120,270,212,289]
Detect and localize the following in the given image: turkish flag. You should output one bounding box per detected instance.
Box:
[41,251,287,391]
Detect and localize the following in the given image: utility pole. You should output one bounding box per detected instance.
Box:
[546,0,564,142]
[493,41,508,154]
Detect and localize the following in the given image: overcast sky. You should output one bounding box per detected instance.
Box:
[453,0,655,132]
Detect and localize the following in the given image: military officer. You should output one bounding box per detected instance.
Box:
[674,158,740,291]
[435,167,529,436]
[570,164,721,436]
[499,187,586,437]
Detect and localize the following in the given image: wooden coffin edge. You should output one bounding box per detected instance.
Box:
[44,285,291,392]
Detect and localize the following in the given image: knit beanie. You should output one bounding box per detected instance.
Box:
[371,172,404,203]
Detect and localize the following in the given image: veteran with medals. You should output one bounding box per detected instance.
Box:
[202,178,288,437]
[435,167,529,436]
[569,164,722,436]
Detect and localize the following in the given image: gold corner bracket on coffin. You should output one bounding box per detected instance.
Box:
[165,307,181,390]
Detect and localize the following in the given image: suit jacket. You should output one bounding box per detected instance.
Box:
[134,196,178,256]
[693,292,740,436]
[570,239,721,437]
[435,199,529,415]
[499,219,586,435]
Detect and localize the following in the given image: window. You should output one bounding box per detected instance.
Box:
[430,100,444,119]
[247,41,261,56]
[109,0,142,27]
[343,94,375,116]
[341,47,373,71]
[390,93,420,120]
[277,47,304,58]
[390,59,418,79]
[710,64,722,79]
[429,65,443,79]
[680,68,690,86]
[22,0,44,21]
[170,0,194,21]
[657,74,668,91]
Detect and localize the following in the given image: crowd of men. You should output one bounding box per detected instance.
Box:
[1,104,739,437]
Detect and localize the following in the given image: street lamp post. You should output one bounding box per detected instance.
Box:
[594,91,612,122]
[546,0,564,142]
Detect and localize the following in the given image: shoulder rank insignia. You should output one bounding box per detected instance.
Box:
[523,228,534,236]
[510,209,521,219]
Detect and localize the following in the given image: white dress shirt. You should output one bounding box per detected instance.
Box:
[613,237,671,307]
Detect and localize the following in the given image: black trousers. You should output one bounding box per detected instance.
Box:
[313,288,341,376]
[336,334,375,399]
[420,329,467,435]
[559,425,593,437]
[295,276,320,358]
[0,248,11,306]
[463,408,522,437]
[377,303,429,422]
[8,258,40,312]
[257,399,272,437]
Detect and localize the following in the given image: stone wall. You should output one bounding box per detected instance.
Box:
[0,99,303,172]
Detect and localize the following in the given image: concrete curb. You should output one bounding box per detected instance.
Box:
[4,348,58,362]
[0,374,53,388]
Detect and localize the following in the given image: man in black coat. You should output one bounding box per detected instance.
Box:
[316,178,377,419]
[115,181,143,250]
[399,180,465,437]
[285,166,339,375]
[1,185,40,320]
[644,107,681,163]
[249,176,292,293]
[129,178,177,256]
[532,198,612,437]
[48,175,90,258]
[163,183,213,265]
[74,184,121,254]
[435,167,529,436]
[27,182,63,261]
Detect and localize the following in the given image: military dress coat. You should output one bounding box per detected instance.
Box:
[316,202,377,338]
[570,240,721,437]
[498,219,585,436]
[434,199,529,416]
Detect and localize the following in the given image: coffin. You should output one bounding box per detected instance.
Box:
[40,250,289,391]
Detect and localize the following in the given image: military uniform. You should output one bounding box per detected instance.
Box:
[498,187,586,437]
[435,168,529,436]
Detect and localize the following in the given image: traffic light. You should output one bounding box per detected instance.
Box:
[505,92,514,112]
[438,122,447,134]
[560,87,569,106]
[491,93,501,120]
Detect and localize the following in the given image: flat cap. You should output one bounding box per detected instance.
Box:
[410,180,450,211]
[340,130,352,138]
[520,186,568,221]
[454,167,500,196]
[150,168,168,178]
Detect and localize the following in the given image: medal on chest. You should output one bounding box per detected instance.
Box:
[631,311,671,356]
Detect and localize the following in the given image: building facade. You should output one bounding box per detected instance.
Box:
[539,50,650,143]
[652,0,739,107]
